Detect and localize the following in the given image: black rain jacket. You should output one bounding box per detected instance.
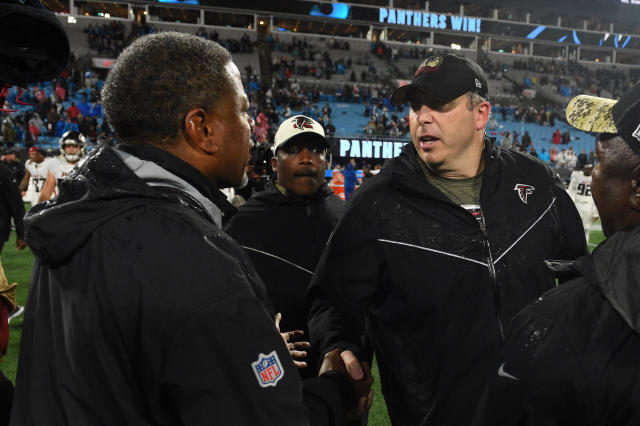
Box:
[11,143,351,426]
[472,224,640,426]
[225,180,344,378]
[308,141,587,426]
[0,162,24,244]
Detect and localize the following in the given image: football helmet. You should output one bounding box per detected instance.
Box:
[59,130,87,162]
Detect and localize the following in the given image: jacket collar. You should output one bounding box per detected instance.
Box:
[384,135,499,200]
[578,224,640,334]
[117,144,237,220]
[253,178,335,206]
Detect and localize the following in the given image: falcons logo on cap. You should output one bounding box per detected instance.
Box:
[292,116,314,130]
[414,56,441,76]
[514,184,535,204]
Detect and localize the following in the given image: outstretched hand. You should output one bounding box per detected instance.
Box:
[275,313,310,368]
[319,348,374,419]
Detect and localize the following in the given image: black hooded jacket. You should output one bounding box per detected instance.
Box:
[472,224,640,426]
[225,180,344,379]
[11,144,351,426]
[308,141,587,426]
[226,183,343,326]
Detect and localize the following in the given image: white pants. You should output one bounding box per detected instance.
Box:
[575,202,595,242]
[22,187,41,206]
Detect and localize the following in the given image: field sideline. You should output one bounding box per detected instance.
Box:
[0,222,605,425]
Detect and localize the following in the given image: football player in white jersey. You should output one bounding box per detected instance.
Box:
[19,147,51,206]
[567,164,599,242]
[39,131,87,202]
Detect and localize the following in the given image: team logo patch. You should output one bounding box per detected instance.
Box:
[514,184,535,204]
[251,350,284,388]
[414,56,441,76]
[632,123,640,142]
[475,78,482,89]
[292,116,314,130]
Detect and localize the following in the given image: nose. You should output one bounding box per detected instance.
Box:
[415,105,434,125]
[297,147,314,164]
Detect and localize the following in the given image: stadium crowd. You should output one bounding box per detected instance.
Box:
[3,0,640,422]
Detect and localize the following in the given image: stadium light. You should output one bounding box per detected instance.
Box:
[67,15,77,24]
[105,13,111,19]
[451,43,461,50]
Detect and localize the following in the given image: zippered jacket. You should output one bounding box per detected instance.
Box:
[308,141,587,426]
[472,224,640,426]
[225,180,344,378]
[11,144,352,426]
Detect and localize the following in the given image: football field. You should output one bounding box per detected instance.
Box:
[0,222,606,425]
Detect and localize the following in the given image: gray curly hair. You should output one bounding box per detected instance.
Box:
[102,32,232,146]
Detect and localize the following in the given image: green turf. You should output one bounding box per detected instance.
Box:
[1,232,34,382]
[369,359,391,425]
[0,219,607,424]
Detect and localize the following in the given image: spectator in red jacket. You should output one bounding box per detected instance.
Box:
[67,102,79,121]
[55,83,66,101]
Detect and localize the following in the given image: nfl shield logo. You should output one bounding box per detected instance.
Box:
[251,351,285,388]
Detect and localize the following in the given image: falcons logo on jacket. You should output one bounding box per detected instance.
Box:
[514,184,535,204]
[292,116,314,130]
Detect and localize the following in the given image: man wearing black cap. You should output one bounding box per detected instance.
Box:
[225,115,346,380]
[308,54,586,425]
[472,82,640,426]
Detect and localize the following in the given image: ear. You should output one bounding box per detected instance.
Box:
[630,165,640,213]
[184,108,218,154]
[270,156,278,173]
[475,101,491,131]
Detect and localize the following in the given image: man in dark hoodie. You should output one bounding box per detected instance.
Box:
[225,115,345,380]
[307,54,587,426]
[472,82,640,426]
[12,32,370,426]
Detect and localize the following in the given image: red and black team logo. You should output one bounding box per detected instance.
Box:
[414,56,441,77]
[292,116,314,130]
[514,184,535,204]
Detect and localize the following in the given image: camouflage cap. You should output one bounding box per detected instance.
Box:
[0,259,17,312]
[566,83,640,156]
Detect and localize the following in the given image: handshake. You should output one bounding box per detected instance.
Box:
[319,348,374,419]
[276,314,374,419]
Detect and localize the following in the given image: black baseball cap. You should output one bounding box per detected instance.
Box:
[390,54,488,106]
[566,82,640,157]
[0,0,70,86]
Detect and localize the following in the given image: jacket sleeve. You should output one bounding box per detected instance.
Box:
[161,285,351,425]
[471,317,533,425]
[471,299,590,426]
[307,199,383,359]
[471,308,553,426]
[0,165,25,240]
[160,285,308,425]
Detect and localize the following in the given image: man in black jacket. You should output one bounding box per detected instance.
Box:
[12,32,369,426]
[0,162,25,255]
[226,115,345,379]
[472,82,640,426]
[0,149,25,186]
[308,54,587,426]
